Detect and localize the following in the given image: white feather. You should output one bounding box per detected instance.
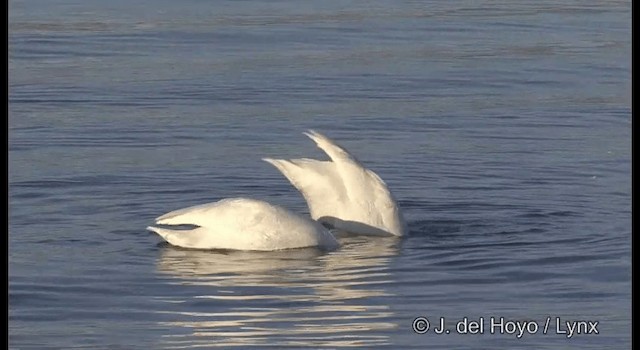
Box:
[264,130,407,237]
[148,198,339,251]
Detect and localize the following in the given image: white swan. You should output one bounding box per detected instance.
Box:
[147,198,339,251]
[263,130,407,237]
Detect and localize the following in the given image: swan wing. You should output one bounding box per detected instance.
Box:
[365,169,407,236]
[303,130,407,236]
[303,130,373,202]
[263,158,346,221]
[303,129,362,167]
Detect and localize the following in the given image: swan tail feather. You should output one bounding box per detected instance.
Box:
[147,226,203,248]
[147,226,180,244]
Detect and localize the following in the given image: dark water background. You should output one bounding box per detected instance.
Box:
[9,0,631,348]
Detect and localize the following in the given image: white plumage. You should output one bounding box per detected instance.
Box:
[264,130,407,237]
[147,198,339,251]
[148,130,406,251]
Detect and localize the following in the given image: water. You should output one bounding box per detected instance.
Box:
[9,0,631,348]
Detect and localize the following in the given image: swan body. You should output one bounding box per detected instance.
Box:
[264,130,407,237]
[147,198,339,251]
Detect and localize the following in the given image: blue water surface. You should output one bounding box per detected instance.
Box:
[9,0,631,348]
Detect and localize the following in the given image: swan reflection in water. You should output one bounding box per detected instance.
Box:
[155,235,401,348]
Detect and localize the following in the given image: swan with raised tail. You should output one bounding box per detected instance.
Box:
[147,198,338,251]
[264,130,407,237]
